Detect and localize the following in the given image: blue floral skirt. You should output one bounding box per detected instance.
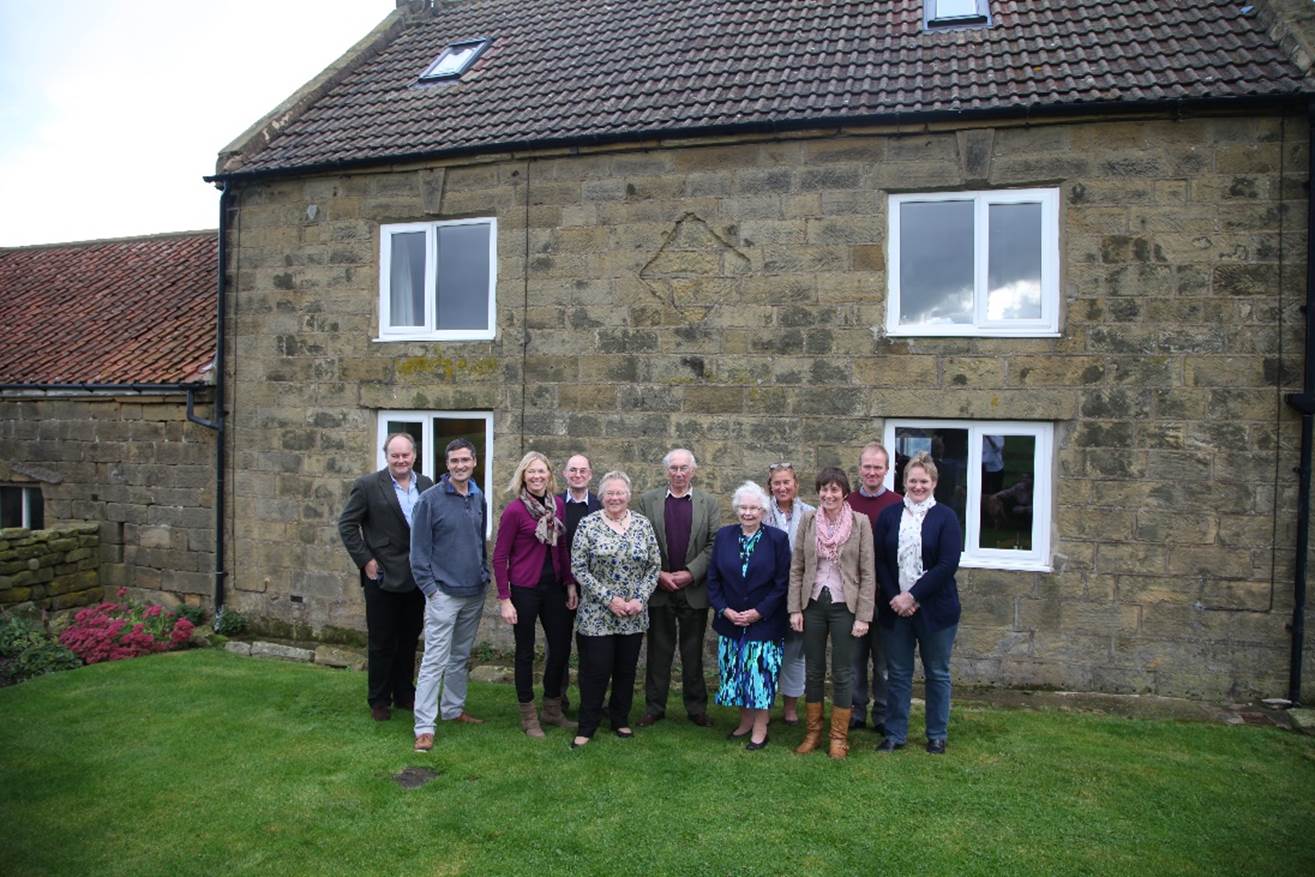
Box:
[715,635,784,710]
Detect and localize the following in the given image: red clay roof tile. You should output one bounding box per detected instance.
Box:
[0,232,217,385]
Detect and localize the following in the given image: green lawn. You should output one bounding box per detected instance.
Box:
[2,650,1313,876]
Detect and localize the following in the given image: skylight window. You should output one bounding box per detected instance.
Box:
[420,37,490,81]
[925,0,991,29]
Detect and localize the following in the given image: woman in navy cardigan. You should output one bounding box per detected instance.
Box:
[493,451,578,737]
[706,481,791,750]
[874,452,962,755]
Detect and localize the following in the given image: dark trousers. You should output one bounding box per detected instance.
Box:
[644,589,709,718]
[802,589,857,706]
[851,624,888,724]
[510,583,574,703]
[362,581,424,708]
[576,632,644,738]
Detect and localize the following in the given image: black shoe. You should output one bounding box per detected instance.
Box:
[636,713,662,727]
[727,728,751,740]
[688,713,713,727]
[614,727,634,739]
[849,714,865,730]
[926,739,947,755]
[876,738,905,753]
[745,736,769,751]
[873,723,887,736]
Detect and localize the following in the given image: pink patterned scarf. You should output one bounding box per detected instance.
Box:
[814,503,854,563]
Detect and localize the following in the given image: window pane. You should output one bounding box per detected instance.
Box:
[979,435,1035,550]
[0,487,21,528]
[432,45,476,77]
[436,224,490,331]
[386,421,424,476]
[434,417,486,493]
[899,201,973,325]
[389,232,426,328]
[935,0,980,17]
[987,202,1043,321]
[893,427,969,532]
[26,488,43,529]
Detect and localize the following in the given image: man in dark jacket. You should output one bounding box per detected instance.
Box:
[338,433,434,721]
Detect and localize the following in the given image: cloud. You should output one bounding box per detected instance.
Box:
[0,0,387,246]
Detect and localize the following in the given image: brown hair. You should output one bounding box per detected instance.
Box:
[815,466,851,494]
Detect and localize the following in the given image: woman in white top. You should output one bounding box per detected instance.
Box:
[763,462,813,725]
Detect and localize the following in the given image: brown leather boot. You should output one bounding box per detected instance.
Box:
[540,697,577,730]
[794,701,825,754]
[519,701,545,738]
[828,707,852,759]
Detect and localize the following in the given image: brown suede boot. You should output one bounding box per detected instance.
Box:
[794,701,825,754]
[519,701,545,738]
[828,707,852,759]
[540,696,577,730]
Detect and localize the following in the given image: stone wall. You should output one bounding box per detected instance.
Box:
[224,109,1315,700]
[0,393,215,608]
[0,523,101,612]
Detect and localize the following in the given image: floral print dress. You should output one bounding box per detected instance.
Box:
[570,511,661,637]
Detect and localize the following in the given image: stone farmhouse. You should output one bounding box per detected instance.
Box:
[0,231,219,615]
[207,0,1315,700]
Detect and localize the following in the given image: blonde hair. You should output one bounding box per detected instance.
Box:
[505,451,557,496]
[904,451,939,482]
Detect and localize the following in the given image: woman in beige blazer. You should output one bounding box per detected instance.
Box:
[787,466,875,759]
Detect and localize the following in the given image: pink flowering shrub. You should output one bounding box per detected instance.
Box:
[58,589,194,665]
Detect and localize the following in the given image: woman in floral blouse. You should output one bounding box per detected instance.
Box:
[569,470,661,748]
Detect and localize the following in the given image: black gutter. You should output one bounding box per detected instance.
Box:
[1284,99,1315,707]
[210,184,230,630]
[205,92,1311,186]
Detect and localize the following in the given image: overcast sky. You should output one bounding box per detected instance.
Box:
[0,0,392,247]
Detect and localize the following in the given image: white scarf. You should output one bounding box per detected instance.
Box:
[897,495,936,593]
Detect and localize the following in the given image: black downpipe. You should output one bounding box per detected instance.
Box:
[211,184,230,629]
[1284,100,1315,706]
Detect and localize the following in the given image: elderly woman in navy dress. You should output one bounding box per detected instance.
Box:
[706,481,791,750]
[763,462,813,725]
[874,451,962,755]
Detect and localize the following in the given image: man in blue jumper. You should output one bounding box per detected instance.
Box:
[410,437,490,752]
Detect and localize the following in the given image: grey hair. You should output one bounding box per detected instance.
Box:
[598,470,632,494]
[662,448,697,469]
[731,480,771,512]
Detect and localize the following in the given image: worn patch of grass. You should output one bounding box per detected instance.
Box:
[2,650,1313,876]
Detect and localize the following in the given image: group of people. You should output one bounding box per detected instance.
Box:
[338,437,962,757]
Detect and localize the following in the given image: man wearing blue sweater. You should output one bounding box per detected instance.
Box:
[410,438,490,752]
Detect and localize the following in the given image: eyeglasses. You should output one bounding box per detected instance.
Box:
[768,462,793,471]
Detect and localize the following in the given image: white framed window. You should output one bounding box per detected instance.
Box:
[887,188,1059,337]
[883,419,1053,572]
[0,485,44,529]
[377,217,497,341]
[377,410,494,536]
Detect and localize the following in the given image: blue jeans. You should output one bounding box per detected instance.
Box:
[885,613,957,744]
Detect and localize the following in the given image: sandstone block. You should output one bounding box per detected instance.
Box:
[250,641,315,662]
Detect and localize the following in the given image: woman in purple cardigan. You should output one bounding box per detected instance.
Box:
[493,451,578,737]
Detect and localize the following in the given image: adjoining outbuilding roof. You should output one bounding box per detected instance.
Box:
[216,0,1315,180]
[0,231,217,386]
